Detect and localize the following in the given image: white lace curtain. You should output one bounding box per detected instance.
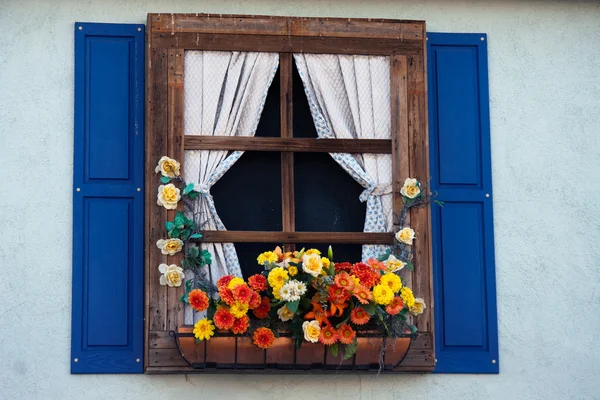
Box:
[184,51,279,295]
[294,54,393,260]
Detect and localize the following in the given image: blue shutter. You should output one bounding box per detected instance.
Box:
[428,33,499,373]
[72,22,145,374]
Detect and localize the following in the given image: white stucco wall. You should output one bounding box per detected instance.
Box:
[1,0,600,399]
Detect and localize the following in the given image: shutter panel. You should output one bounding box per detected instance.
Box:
[72,22,145,374]
[427,33,499,373]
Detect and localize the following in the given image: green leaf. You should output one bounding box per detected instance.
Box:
[190,233,202,239]
[295,338,302,350]
[330,343,339,357]
[174,212,185,227]
[406,261,414,271]
[273,330,281,338]
[207,304,216,321]
[165,221,175,231]
[201,250,212,265]
[189,246,200,258]
[363,301,378,316]
[160,176,171,184]
[171,228,180,238]
[342,339,358,360]
[188,191,199,200]
[180,229,191,241]
[183,183,195,195]
[286,300,300,314]
[179,292,187,303]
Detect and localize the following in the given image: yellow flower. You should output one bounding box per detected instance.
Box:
[257,251,278,265]
[400,178,421,199]
[156,238,184,256]
[288,266,298,276]
[227,277,245,290]
[277,305,294,321]
[158,264,184,287]
[302,320,321,343]
[410,297,426,316]
[383,254,406,273]
[321,257,331,268]
[401,287,416,308]
[229,301,249,318]
[352,276,361,286]
[268,267,289,288]
[157,184,180,209]
[380,273,402,293]
[373,284,394,305]
[193,318,215,341]
[305,248,321,256]
[272,284,283,300]
[396,227,415,245]
[155,156,181,178]
[302,254,323,277]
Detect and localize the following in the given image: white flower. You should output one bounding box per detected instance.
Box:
[155,156,180,178]
[396,227,415,245]
[279,284,293,301]
[157,184,180,210]
[302,253,323,277]
[158,264,184,287]
[410,298,426,316]
[156,238,184,255]
[384,254,406,273]
[302,320,321,343]
[400,178,421,199]
[292,280,307,295]
[279,280,304,302]
[277,305,294,322]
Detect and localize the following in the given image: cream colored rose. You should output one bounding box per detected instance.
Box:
[302,320,321,343]
[302,253,323,277]
[157,184,180,210]
[384,254,406,273]
[155,156,180,178]
[396,227,415,245]
[156,238,184,256]
[158,264,184,287]
[400,178,421,199]
[277,305,294,322]
[410,297,426,316]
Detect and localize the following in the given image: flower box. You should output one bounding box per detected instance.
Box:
[173,326,414,372]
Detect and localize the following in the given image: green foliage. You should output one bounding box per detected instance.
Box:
[363,301,378,316]
[286,300,300,314]
[342,338,358,360]
[330,343,339,357]
[167,211,196,240]
[406,261,414,271]
[160,176,171,184]
[187,191,199,200]
[183,246,212,272]
[179,279,194,303]
[183,183,195,195]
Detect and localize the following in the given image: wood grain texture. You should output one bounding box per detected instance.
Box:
[195,231,395,244]
[149,330,178,349]
[280,53,295,252]
[184,137,391,153]
[166,49,185,332]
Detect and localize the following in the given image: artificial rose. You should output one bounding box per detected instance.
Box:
[155,156,180,178]
[302,320,321,343]
[396,227,415,245]
[400,178,421,199]
[158,264,184,287]
[156,238,183,255]
[302,253,323,277]
[157,184,180,210]
[383,254,406,273]
[410,297,426,316]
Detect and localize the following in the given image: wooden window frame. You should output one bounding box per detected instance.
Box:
[145,13,433,373]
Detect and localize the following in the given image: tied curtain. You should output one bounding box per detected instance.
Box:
[293,54,393,261]
[183,51,279,322]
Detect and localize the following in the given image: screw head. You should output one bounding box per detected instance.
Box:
[137,27,142,32]
[76,188,81,192]
[136,358,141,363]
[74,358,79,362]
[492,359,497,364]
[137,188,141,192]
[78,26,82,30]
[485,193,490,198]
[481,37,485,41]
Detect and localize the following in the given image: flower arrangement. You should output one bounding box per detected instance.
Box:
[154,156,428,362]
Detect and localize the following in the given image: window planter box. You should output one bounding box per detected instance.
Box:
[172,326,414,372]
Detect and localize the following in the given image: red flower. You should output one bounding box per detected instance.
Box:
[219,288,235,305]
[353,285,373,305]
[253,296,271,319]
[327,284,349,303]
[217,275,234,290]
[350,307,370,325]
[253,327,275,349]
[351,262,381,288]
[248,274,268,292]
[232,283,253,304]
[231,315,249,334]
[334,272,355,291]
[385,296,405,316]
[337,324,356,345]
[334,262,353,273]
[319,325,339,345]
[213,308,235,330]
[188,289,209,312]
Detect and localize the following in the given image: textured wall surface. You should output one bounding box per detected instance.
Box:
[1,0,600,399]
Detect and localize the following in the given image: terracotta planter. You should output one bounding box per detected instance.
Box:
[236,337,265,366]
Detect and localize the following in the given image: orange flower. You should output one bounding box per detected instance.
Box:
[232,283,253,304]
[217,275,234,290]
[334,272,355,291]
[252,296,271,319]
[334,261,353,273]
[231,315,249,334]
[337,324,356,345]
[385,296,405,316]
[213,308,235,330]
[329,299,348,317]
[188,289,209,312]
[350,307,370,325]
[328,284,349,302]
[248,274,267,292]
[353,285,373,305]
[219,288,235,305]
[248,290,262,309]
[253,327,275,349]
[319,325,339,345]
[367,258,386,270]
[351,262,381,288]
[304,302,330,326]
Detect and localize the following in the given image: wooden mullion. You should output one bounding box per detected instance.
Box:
[184,137,391,153]
[280,53,295,252]
[195,231,394,245]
